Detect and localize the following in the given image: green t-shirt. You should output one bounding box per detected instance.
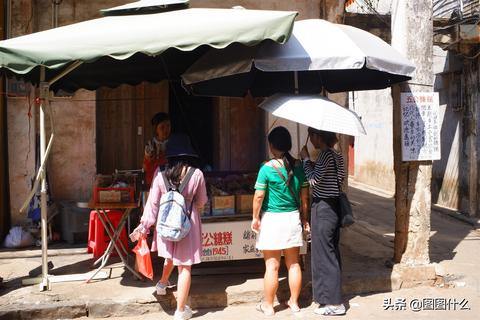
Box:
[254,160,309,213]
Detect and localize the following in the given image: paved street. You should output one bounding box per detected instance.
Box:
[1,183,479,319]
[80,285,479,320]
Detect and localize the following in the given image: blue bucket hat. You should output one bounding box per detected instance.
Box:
[165,133,199,158]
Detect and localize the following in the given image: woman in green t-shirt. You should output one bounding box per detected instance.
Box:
[251,126,310,316]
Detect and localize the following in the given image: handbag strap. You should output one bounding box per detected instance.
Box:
[271,160,299,208]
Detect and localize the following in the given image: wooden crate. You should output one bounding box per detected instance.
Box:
[235,194,254,214]
[211,195,235,216]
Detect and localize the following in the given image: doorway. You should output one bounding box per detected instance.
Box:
[168,82,213,169]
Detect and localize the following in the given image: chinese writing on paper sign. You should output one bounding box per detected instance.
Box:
[202,232,233,247]
[201,231,233,261]
[243,230,257,241]
[400,92,441,161]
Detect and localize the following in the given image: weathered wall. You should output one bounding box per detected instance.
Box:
[0,1,10,239]
[351,89,395,192]
[190,0,322,19]
[7,90,36,225]
[46,92,96,202]
[347,12,469,213]
[462,55,480,216]
[431,46,464,211]
[7,0,117,224]
[8,0,36,225]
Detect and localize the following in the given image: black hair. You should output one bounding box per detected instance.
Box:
[308,127,338,148]
[151,112,170,128]
[165,156,199,188]
[268,126,296,185]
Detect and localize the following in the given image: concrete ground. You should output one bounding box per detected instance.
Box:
[79,285,480,320]
[0,182,479,319]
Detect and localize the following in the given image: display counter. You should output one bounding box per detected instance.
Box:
[199,172,307,262]
[201,215,307,262]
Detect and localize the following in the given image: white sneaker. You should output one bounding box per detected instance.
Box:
[155,281,170,295]
[314,304,346,316]
[174,306,193,320]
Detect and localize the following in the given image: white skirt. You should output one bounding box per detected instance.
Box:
[256,210,303,250]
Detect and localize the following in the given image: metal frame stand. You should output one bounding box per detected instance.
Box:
[87,206,143,283]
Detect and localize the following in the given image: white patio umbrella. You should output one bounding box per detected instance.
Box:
[182,19,416,96]
[259,94,366,137]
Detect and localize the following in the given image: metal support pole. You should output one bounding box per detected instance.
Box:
[20,60,82,214]
[294,71,301,153]
[39,67,50,291]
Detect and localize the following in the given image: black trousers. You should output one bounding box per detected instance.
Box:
[311,198,342,305]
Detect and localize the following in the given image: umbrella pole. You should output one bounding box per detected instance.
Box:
[294,71,301,154]
[39,67,50,291]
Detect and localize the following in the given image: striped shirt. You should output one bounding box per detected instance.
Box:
[303,149,345,198]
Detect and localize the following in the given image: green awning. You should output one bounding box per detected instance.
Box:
[0,8,296,92]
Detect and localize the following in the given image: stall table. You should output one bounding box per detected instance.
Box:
[87,200,143,282]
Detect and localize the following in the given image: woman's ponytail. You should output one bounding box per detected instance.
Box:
[282,152,296,186]
[268,126,296,185]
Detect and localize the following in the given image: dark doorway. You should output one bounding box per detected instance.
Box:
[168,82,213,169]
[96,82,169,174]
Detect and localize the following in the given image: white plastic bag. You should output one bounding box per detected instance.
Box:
[3,226,34,248]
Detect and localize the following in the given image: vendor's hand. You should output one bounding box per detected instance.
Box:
[251,218,261,234]
[300,146,310,160]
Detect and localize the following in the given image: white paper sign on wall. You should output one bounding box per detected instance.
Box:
[400,92,441,161]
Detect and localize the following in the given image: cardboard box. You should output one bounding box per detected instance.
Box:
[211,195,235,216]
[235,194,254,213]
[93,174,135,203]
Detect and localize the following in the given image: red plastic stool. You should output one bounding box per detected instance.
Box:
[87,210,129,258]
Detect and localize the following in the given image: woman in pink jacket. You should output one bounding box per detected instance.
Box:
[131,133,208,320]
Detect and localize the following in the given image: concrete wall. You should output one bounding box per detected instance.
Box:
[431,46,464,211]
[351,89,395,192]
[46,92,96,202]
[346,0,392,14]
[7,90,36,225]
[8,0,37,225]
[351,41,468,212]
[190,0,321,19]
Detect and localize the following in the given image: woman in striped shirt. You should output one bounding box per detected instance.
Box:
[300,127,346,316]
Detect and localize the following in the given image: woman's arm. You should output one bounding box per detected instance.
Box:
[193,169,208,211]
[251,190,265,234]
[300,187,310,232]
[303,154,326,187]
[130,172,162,240]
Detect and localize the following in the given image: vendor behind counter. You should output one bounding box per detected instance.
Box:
[143,112,171,189]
